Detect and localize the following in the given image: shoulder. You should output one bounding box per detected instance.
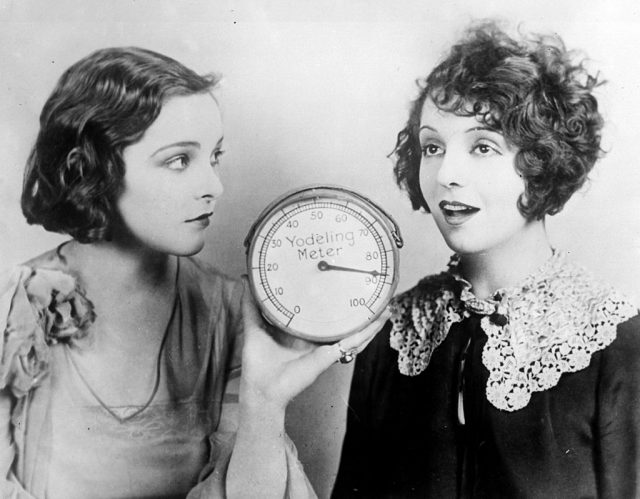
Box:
[550,256,636,319]
[617,313,640,337]
[544,256,638,348]
[0,246,94,398]
[21,245,66,270]
[488,255,639,410]
[600,313,640,367]
[390,269,460,327]
[0,245,65,286]
[392,270,458,305]
[507,252,638,350]
[2,246,93,337]
[388,269,463,377]
[588,313,640,420]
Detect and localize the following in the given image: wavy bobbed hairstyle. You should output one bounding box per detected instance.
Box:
[392,21,604,219]
[21,47,220,243]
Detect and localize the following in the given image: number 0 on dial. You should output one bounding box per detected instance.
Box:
[244,185,403,342]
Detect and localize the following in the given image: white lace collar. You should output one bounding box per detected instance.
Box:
[389,250,638,412]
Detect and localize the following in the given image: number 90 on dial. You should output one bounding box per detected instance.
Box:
[244,185,403,342]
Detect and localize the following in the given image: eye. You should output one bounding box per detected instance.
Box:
[421,143,444,157]
[471,141,501,156]
[165,154,190,171]
[210,149,225,168]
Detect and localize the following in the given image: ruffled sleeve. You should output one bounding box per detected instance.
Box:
[0,265,96,496]
[0,266,94,399]
[0,267,50,399]
[187,431,317,499]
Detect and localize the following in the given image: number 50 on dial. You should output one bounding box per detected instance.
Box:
[244,185,403,342]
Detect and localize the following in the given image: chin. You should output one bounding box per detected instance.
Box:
[175,240,206,257]
[154,237,205,257]
[440,233,488,256]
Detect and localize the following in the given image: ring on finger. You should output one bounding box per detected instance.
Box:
[337,342,358,364]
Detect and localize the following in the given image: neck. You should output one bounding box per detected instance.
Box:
[61,239,177,295]
[459,220,552,299]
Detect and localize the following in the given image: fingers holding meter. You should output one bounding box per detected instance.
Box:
[244,185,403,342]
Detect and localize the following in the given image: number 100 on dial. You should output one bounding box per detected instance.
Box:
[244,185,403,342]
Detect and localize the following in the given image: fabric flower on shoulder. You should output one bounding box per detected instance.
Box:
[24,268,95,343]
[0,266,95,398]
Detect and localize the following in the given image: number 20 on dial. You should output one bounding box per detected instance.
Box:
[244,185,403,342]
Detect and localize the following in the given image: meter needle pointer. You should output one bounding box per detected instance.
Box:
[317,260,387,277]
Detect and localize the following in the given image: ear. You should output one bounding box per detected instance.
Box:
[516,191,531,218]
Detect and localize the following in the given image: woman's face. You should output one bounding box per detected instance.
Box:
[418,98,531,256]
[115,92,224,256]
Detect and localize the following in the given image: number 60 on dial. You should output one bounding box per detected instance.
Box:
[244,185,403,342]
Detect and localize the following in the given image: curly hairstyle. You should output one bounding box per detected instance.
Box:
[21,47,220,243]
[392,21,604,219]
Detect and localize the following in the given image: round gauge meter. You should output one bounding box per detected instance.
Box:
[244,185,403,342]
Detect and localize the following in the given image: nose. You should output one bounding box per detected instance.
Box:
[194,160,224,201]
[435,147,467,188]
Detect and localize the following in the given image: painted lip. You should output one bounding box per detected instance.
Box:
[438,200,479,226]
[185,212,213,227]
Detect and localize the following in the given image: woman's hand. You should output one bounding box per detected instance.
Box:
[240,276,389,410]
[227,278,389,498]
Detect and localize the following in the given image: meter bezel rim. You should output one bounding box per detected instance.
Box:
[244,184,402,343]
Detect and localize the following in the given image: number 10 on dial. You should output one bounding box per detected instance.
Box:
[244,185,403,342]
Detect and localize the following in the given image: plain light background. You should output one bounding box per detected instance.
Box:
[1,1,639,497]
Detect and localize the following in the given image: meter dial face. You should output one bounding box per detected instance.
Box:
[247,190,400,342]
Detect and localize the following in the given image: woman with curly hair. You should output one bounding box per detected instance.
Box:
[333,21,640,498]
[0,47,383,498]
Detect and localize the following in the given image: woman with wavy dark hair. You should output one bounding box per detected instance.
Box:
[333,21,640,498]
[1,46,382,498]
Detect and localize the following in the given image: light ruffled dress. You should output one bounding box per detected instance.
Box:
[0,247,315,499]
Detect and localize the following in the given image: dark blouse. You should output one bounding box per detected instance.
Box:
[333,314,640,498]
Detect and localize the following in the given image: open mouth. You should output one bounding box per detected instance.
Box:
[438,201,479,224]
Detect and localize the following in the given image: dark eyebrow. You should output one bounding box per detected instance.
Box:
[151,141,200,157]
[466,126,499,134]
[419,125,500,134]
[418,125,437,133]
[215,136,224,148]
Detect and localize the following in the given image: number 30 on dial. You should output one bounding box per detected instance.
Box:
[244,185,403,342]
